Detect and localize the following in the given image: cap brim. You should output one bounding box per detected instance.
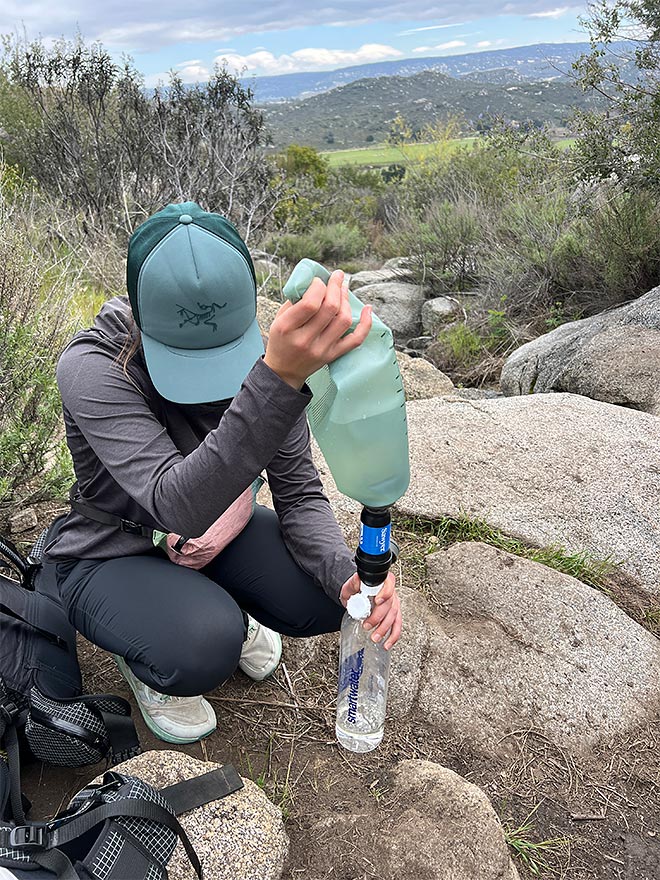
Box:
[141,317,265,403]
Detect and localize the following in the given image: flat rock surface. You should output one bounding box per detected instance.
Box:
[94,750,288,880]
[396,393,660,596]
[419,542,660,754]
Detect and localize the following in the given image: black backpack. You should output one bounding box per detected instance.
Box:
[0,516,141,826]
[0,517,245,879]
[0,764,244,879]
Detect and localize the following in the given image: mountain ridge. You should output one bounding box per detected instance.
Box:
[244,41,622,103]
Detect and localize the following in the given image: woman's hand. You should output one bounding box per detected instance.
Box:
[340,571,402,651]
[264,269,372,389]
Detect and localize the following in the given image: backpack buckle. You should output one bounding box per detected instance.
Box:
[119,519,144,536]
[9,824,46,849]
[0,698,19,725]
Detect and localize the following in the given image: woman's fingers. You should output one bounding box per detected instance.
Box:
[331,305,372,358]
[384,612,402,650]
[305,272,349,342]
[375,573,396,605]
[279,276,329,330]
[339,572,362,607]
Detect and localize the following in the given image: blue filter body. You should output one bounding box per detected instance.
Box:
[359,522,391,556]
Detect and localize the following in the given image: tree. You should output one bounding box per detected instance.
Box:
[0,36,277,241]
[571,0,660,188]
[386,114,412,147]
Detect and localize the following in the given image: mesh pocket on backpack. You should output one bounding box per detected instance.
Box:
[25,688,108,766]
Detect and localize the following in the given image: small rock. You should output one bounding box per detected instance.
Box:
[350,267,408,290]
[421,297,460,334]
[9,508,38,534]
[381,256,415,272]
[256,295,281,336]
[357,281,426,340]
[396,351,455,400]
[307,760,518,879]
[253,258,280,280]
[406,335,434,351]
[282,633,327,672]
[380,761,519,879]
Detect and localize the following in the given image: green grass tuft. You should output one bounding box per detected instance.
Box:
[504,808,568,876]
[393,512,614,589]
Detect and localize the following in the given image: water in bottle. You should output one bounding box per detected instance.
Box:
[335,586,391,753]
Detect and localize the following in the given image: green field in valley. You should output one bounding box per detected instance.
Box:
[322,137,576,167]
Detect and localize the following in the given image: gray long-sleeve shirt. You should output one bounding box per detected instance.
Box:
[45,296,356,602]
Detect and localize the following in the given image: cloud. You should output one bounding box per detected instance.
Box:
[528,6,571,18]
[0,2,587,53]
[398,22,469,36]
[215,43,403,75]
[414,39,468,53]
[476,40,493,47]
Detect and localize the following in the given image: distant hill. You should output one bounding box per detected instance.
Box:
[245,42,625,103]
[260,67,604,150]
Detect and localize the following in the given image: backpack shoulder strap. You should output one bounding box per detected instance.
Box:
[160,765,244,815]
[69,483,157,539]
[0,535,29,581]
[0,577,70,650]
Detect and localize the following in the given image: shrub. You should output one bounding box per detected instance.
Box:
[0,175,79,517]
[0,36,276,242]
[267,223,368,266]
[383,197,481,292]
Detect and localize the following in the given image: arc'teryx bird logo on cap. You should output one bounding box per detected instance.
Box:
[176,301,228,332]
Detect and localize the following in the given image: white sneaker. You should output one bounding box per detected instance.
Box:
[239,615,282,681]
[114,655,216,744]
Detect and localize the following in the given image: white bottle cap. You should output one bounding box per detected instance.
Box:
[346,581,381,620]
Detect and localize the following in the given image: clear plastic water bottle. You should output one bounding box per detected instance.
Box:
[335,587,391,753]
[335,506,394,753]
[283,259,410,509]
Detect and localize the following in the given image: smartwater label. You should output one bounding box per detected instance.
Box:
[359,522,391,556]
[338,648,365,725]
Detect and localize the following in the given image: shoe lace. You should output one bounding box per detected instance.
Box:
[145,687,188,705]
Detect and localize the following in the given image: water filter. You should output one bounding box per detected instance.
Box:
[282,259,410,509]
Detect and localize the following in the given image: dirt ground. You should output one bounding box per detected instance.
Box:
[9,502,660,880]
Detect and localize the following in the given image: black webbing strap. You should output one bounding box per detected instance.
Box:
[0,600,68,650]
[0,679,26,826]
[69,483,156,540]
[160,765,244,816]
[32,847,79,880]
[0,537,28,579]
[97,709,141,764]
[0,799,203,879]
[3,723,25,825]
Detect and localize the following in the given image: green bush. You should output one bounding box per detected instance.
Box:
[268,223,368,266]
[0,170,79,517]
[383,197,481,292]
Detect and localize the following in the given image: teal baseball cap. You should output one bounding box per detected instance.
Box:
[126,201,264,403]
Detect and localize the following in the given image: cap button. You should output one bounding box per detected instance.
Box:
[179,213,193,224]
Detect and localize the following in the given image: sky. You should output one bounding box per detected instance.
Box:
[0,2,590,86]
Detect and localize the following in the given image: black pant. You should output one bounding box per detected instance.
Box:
[56,506,344,696]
